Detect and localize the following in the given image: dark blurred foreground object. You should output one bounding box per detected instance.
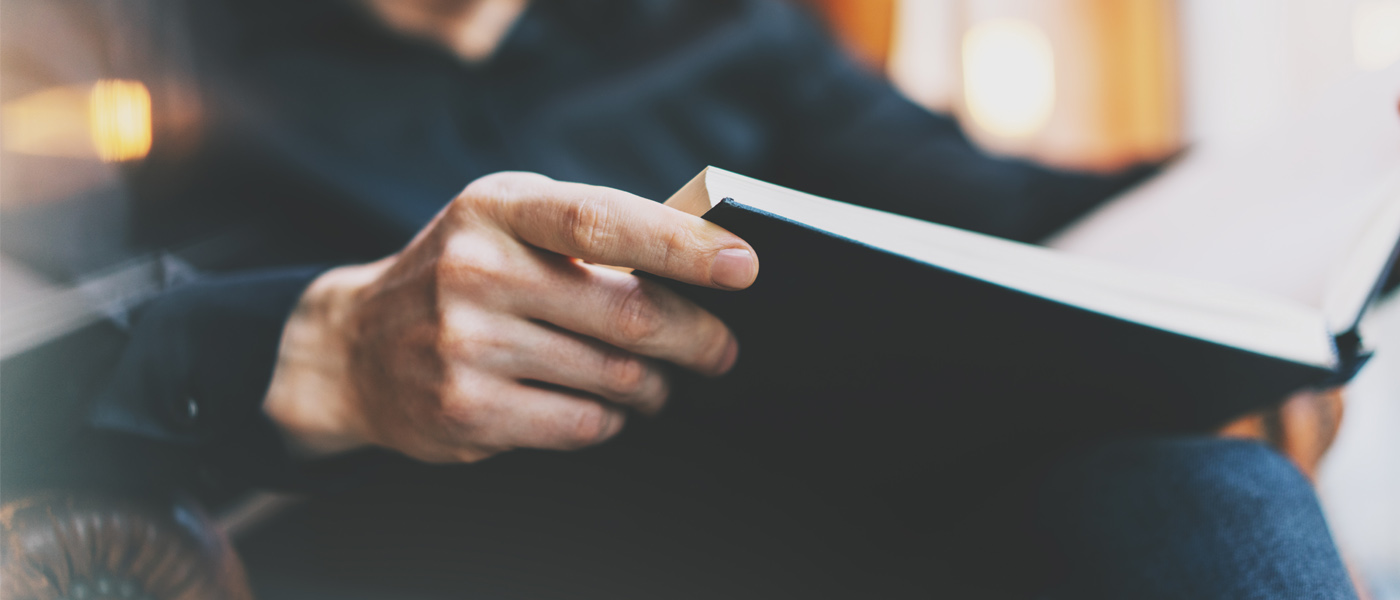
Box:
[0,493,252,600]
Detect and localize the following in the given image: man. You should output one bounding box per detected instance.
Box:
[0,0,1361,597]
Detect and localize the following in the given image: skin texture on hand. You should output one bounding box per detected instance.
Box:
[263,172,757,463]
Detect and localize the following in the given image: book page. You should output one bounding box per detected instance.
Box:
[1048,64,1400,315]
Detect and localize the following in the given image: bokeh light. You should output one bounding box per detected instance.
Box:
[89,79,152,162]
[2,85,93,158]
[2,79,152,162]
[961,18,1056,139]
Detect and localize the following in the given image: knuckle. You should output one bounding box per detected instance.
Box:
[437,318,499,365]
[436,235,512,290]
[563,194,612,254]
[703,325,736,373]
[657,225,696,274]
[450,178,498,218]
[563,403,616,447]
[602,351,647,396]
[446,191,479,219]
[438,379,489,430]
[440,395,480,430]
[454,171,550,219]
[611,280,662,345]
[649,373,673,412]
[459,172,521,203]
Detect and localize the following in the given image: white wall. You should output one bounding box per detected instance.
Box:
[1178,0,1381,146]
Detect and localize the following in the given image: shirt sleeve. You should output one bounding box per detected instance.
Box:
[756,1,1158,243]
[78,266,388,492]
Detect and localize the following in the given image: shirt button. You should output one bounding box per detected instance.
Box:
[174,395,200,427]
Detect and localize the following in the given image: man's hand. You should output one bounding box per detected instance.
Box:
[262,172,758,463]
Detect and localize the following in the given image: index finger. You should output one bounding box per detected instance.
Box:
[489,176,759,290]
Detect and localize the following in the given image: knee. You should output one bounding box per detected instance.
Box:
[1032,436,1352,599]
[1038,436,1324,542]
[1050,436,1312,513]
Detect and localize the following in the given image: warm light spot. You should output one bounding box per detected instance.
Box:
[961,19,1056,139]
[89,79,152,162]
[1354,1,1400,70]
[2,85,94,158]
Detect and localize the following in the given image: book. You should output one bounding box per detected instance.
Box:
[668,164,1396,385]
[640,67,1400,493]
[655,130,1400,478]
[622,67,1400,554]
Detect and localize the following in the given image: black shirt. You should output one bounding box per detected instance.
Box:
[0,0,1150,493]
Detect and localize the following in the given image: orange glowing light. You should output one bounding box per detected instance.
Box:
[89,79,152,162]
[2,79,153,162]
[2,85,93,158]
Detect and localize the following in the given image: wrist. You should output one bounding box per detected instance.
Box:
[263,260,386,459]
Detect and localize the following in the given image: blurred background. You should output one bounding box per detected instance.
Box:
[2,0,1399,596]
[805,0,1400,167]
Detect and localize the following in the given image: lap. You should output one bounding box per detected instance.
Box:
[239,421,984,599]
[237,428,1352,600]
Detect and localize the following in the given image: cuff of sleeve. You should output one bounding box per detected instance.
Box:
[86,266,365,491]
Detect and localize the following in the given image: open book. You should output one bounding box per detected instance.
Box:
[653,69,1399,459]
[669,164,1397,386]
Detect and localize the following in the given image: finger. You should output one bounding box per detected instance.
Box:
[470,382,628,451]
[487,176,759,290]
[490,319,670,415]
[522,260,739,376]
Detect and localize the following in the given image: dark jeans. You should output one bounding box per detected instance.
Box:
[238,432,1357,599]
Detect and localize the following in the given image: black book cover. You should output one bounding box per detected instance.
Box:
[645,199,1340,482]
